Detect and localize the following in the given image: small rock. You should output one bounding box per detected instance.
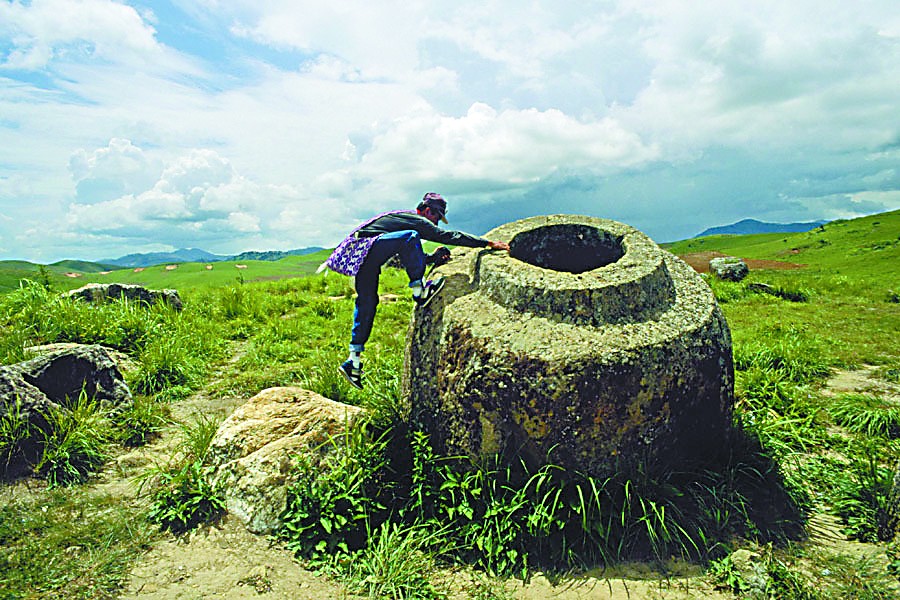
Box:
[709,256,749,281]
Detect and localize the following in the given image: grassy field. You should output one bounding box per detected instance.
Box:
[1,209,899,598]
[0,249,334,294]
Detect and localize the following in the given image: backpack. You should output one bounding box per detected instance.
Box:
[317,210,414,277]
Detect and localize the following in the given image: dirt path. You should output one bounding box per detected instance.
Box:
[114,356,898,598]
[106,342,733,599]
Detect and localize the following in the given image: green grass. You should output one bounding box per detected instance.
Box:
[1,209,899,596]
[141,412,226,533]
[36,391,115,487]
[0,250,333,294]
[0,487,156,599]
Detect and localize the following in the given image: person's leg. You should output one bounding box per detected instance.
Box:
[341,255,381,389]
[347,230,430,353]
[350,260,381,354]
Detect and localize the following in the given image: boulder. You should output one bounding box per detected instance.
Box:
[64,283,183,311]
[16,344,132,413]
[404,215,734,478]
[0,368,54,475]
[25,343,137,381]
[207,387,366,534]
[709,257,749,282]
[1,344,132,477]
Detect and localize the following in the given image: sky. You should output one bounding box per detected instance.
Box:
[1,0,898,263]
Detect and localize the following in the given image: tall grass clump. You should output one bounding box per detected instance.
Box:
[116,394,170,447]
[828,393,900,438]
[36,390,115,487]
[734,326,830,385]
[830,442,900,543]
[342,522,451,599]
[142,412,225,532]
[130,331,202,395]
[0,396,33,475]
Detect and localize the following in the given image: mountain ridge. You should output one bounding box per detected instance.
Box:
[696,218,828,237]
[101,247,324,268]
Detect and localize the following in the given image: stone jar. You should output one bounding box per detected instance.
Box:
[403,215,734,478]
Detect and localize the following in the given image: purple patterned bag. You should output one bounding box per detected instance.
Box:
[320,210,414,277]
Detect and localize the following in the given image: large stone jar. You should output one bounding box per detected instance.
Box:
[403,215,734,478]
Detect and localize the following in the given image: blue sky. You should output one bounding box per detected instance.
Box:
[1,0,898,262]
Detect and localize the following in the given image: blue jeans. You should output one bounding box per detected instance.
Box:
[350,230,426,352]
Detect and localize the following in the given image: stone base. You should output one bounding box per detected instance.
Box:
[404,215,734,478]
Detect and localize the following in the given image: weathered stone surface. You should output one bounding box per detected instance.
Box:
[16,344,132,412]
[64,283,183,311]
[0,367,54,474]
[404,215,734,478]
[25,343,138,380]
[709,257,749,282]
[1,344,132,477]
[207,387,366,534]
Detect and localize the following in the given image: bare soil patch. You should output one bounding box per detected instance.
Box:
[29,350,890,598]
[819,364,900,401]
[678,251,806,274]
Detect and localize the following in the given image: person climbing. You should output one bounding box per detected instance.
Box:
[321,192,510,389]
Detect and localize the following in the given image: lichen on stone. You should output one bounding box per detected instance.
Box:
[404,215,734,478]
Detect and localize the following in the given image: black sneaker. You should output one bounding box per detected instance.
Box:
[414,277,445,308]
[338,359,363,389]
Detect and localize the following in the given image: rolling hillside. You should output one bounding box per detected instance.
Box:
[3,209,897,295]
[0,249,333,294]
[664,209,900,277]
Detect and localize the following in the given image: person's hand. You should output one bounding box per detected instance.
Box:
[488,240,510,251]
[428,246,452,266]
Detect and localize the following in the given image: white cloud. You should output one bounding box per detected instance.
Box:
[228,1,425,79]
[0,0,162,69]
[63,142,354,253]
[1,0,898,262]
[354,103,658,191]
[615,0,900,153]
[69,138,161,204]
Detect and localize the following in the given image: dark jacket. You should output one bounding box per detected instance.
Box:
[357,212,489,248]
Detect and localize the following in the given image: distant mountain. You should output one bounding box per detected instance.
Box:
[230,247,324,262]
[102,247,325,268]
[102,248,223,268]
[696,218,828,237]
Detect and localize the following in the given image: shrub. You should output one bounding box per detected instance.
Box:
[145,459,225,533]
[280,426,389,559]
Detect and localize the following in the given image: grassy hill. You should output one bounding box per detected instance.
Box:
[0,249,333,294]
[664,208,900,274]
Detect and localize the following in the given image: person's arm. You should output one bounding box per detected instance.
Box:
[359,212,508,249]
[407,215,512,249]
